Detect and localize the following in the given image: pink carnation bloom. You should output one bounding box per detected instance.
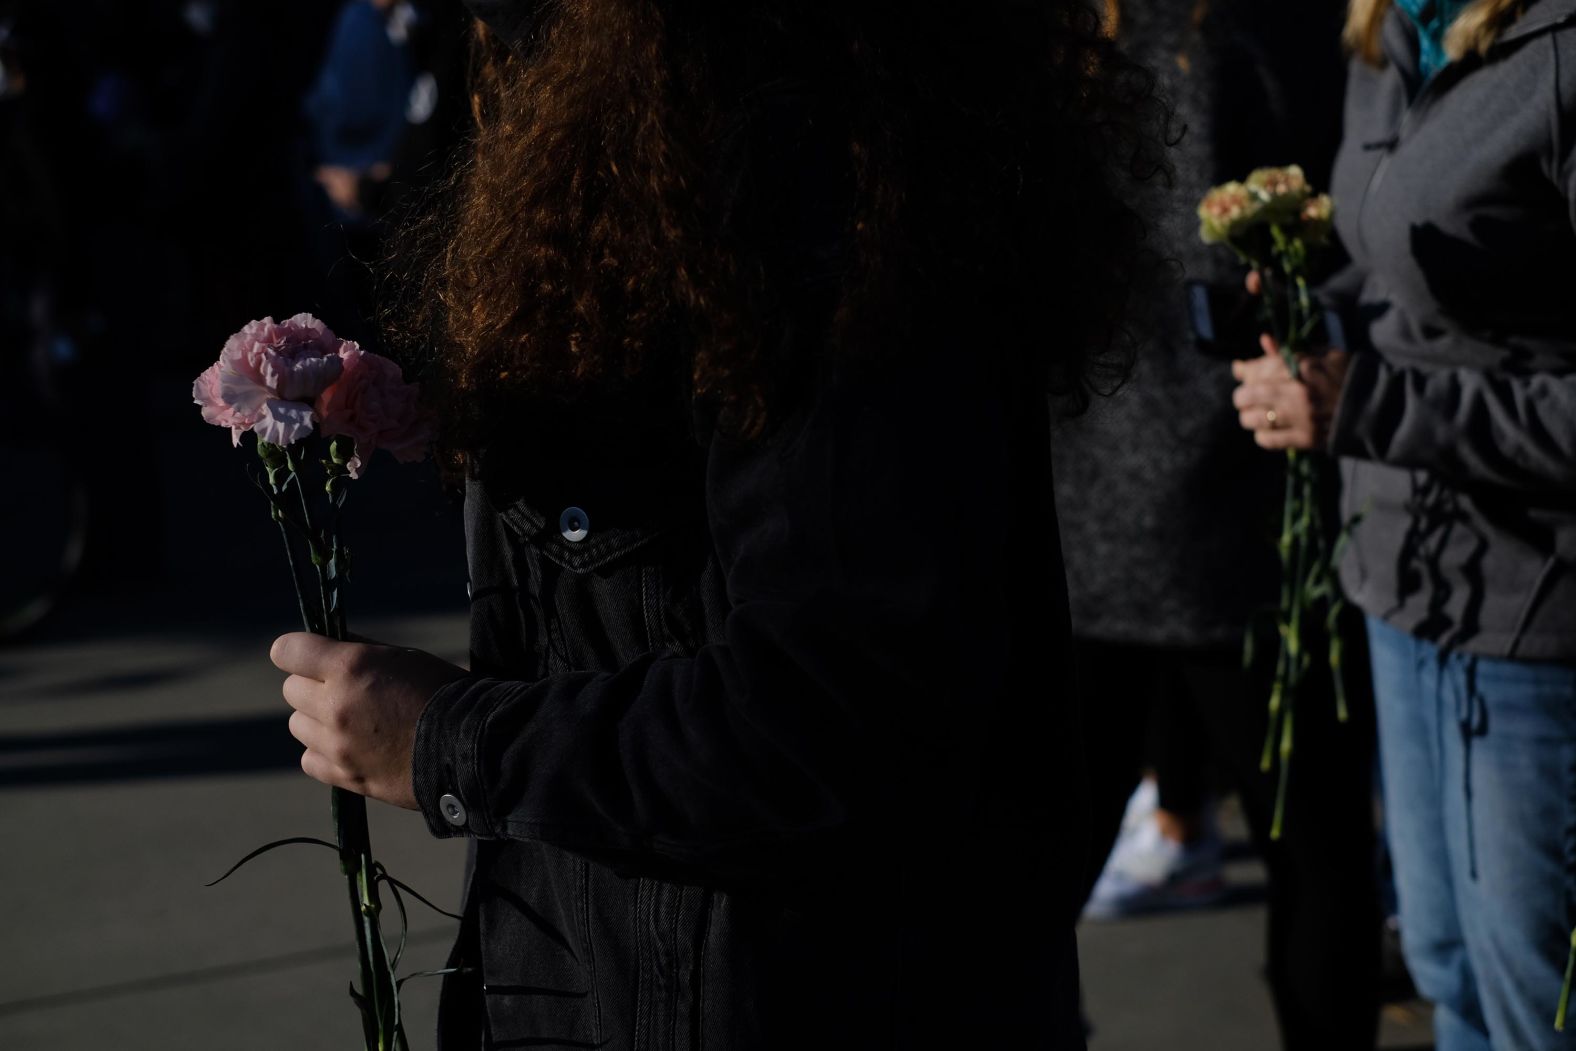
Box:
[314,342,432,477]
[192,313,345,447]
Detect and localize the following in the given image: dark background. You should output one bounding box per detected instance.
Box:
[0,3,1434,1048]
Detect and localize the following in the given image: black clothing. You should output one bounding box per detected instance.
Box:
[1144,683,1213,817]
[1054,5,1381,1042]
[1074,636,1381,1051]
[1325,0,1576,659]
[1052,0,1350,647]
[414,340,1089,1048]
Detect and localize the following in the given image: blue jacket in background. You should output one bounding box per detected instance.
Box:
[303,0,414,171]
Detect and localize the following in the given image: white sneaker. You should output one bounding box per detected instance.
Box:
[1117,775,1159,836]
[1083,787,1227,921]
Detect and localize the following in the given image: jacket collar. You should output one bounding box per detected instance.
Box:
[1382,0,1576,87]
[1495,0,1576,47]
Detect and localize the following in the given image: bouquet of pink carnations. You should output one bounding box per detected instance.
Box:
[194,314,439,1051]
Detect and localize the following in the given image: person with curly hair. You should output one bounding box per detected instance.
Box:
[267,1,1167,1046]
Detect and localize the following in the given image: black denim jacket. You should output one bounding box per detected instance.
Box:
[412,340,1088,1049]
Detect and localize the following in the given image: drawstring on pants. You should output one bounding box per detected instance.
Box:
[1451,653,1486,881]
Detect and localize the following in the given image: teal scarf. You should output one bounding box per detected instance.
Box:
[1393,0,1474,81]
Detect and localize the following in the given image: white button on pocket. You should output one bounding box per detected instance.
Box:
[559,506,590,543]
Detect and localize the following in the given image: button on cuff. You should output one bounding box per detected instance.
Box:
[412,673,501,841]
[438,793,468,827]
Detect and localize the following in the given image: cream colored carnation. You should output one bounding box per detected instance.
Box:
[1198,181,1263,245]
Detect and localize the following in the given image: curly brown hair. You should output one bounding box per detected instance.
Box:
[393,0,1169,457]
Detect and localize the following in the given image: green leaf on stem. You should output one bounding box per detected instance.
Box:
[377,869,463,921]
[380,872,410,971]
[205,837,339,888]
[396,968,464,992]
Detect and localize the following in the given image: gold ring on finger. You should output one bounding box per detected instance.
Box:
[1265,408,1279,428]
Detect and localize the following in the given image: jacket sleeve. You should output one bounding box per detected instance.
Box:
[1326,351,1576,493]
[411,350,1043,876]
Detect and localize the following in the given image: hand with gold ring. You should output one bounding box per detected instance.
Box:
[1230,334,1351,451]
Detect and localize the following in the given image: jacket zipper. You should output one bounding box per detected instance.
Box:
[1360,0,1576,250]
[1356,71,1446,259]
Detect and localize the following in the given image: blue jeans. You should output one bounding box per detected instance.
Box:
[1368,616,1576,1051]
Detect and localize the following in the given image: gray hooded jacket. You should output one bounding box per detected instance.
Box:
[1327,0,1576,660]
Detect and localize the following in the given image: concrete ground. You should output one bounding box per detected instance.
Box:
[0,382,1435,1050]
[1079,845,1435,1050]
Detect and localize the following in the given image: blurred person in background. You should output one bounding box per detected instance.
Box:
[1054,1,1382,1047]
[264,0,1172,1047]
[306,0,422,221]
[1232,0,1576,1047]
[303,0,470,345]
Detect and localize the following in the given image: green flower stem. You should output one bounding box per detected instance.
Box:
[336,787,404,1050]
[1262,678,1284,774]
[1270,704,1295,841]
[259,453,319,635]
[1216,195,1347,844]
[1557,926,1576,1030]
[276,519,318,633]
[1262,429,1302,774]
[291,479,334,637]
[1262,242,1329,841]
[278,441,401,1051]
[1329,628,1350,723]
[1267,456,1314,841]
[1294,275,1316,348]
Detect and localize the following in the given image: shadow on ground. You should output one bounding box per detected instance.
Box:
[0,713,301,787]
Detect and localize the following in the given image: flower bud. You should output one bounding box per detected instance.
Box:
[256,440,288,469]
[328,434,357,467]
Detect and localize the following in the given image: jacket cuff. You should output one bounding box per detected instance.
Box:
[1312,263,1367,353]
[412,675,515,841]
[1321,307,1349,354]
[1325,347,1382,458]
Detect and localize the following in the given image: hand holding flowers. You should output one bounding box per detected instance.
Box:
[273,632,466,810]
[1233,333,1351,451]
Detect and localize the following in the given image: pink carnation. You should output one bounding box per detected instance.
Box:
[192,313,345,447]
[314,342,432,477]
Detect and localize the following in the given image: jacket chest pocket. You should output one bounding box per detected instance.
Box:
[499,495,687,674]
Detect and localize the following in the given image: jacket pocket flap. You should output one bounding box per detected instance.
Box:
[499,497,669,573]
